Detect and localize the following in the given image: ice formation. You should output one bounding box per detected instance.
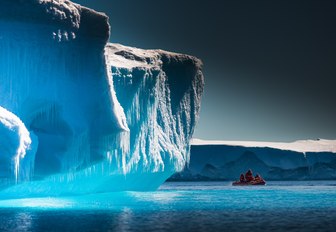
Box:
[169,139,336,181]
[0,106,38,185]
[0,0,204,197]
[106,44,203,173]
[191,138,336,153]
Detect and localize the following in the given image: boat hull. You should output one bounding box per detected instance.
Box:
[232,180,266,186]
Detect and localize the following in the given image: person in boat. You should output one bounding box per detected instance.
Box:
[254,174,263,182]
[245,169,254,182]
[240,173,245,182]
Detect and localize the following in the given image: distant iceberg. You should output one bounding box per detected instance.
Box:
[0,0,204,197]
[169,139,336,181]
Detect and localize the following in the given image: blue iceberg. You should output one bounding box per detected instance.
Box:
[0,0,204,198]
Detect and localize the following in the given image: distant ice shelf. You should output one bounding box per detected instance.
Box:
[169,139,336,181]
[191,138,336,153]
[0,0,204,198]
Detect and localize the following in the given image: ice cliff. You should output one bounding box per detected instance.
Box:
[169,139,336,181]
[0,0,204,197]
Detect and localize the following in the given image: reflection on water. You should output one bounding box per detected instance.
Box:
[8,212,33,232]
[1,208,335,232]
[0,198,72,209]
[0,181,335,232]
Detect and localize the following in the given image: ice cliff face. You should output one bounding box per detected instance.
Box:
[106,44,203,174]
[0,0,204,196]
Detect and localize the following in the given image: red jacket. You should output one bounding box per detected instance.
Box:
[245,172,254,182]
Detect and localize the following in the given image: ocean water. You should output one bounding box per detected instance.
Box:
[0,181,335,232]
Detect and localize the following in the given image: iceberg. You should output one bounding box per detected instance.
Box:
[0,0,204,198]
[169,139,336,181]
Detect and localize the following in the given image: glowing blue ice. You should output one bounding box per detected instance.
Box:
[0,0,204,198]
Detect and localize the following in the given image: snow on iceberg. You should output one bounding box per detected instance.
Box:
[0,0,204,197]
[0,106,38,185]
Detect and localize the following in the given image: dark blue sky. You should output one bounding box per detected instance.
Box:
[74,0,336,142]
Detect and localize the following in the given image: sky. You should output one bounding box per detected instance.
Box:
[74,0,336,142]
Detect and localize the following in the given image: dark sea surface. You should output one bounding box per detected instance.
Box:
[0,181,335,232]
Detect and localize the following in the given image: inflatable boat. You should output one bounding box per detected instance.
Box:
[232,179,266,186]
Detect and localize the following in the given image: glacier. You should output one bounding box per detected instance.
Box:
[169,139,336,181]
[0,0,204,198]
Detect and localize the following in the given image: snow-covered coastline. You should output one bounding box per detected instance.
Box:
[169,139,336,181]
[191,138,336,153]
